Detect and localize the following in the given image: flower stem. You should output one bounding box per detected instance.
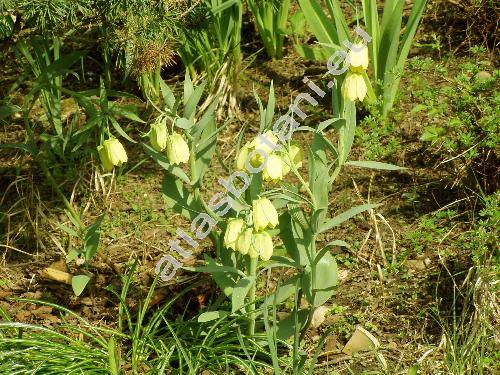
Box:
[248,256,257,336]
[39,158,84,230]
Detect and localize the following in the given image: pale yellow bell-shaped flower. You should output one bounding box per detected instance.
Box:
[252,198,278,231]
[248,236,259,259]
[263,154,284,182]
[247,131,279,167]
[97,144,114,172]
[98,138,127,171]
[251,231,274,261]
[149,119,168,151]
[236,227,253,255]
[224,218,245,251]
[166,132,190,165]
[251,130,279,155]
[236,142,251,171]
[281,142,304,175]
[348,42,369,71]
[341,73,367,102]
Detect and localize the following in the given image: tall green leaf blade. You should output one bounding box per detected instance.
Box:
[325,0,349,43]
[382,0,427,115]
[377,0,404,84]
[298,0,341,54]
[361,0,380,83]
[380,0,399,34]
[302,251,338,306]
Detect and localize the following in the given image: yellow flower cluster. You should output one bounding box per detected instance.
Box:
[341,42,369,102]
[223,197,278,261]
[149,119,190,165]
[235,131,303,183]
[98,119,191,172]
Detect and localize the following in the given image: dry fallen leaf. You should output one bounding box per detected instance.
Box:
[40,267,72,285]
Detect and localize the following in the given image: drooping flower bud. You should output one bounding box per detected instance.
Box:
[347,42,369,71]
[251,231,274,261]
[236,227,253,255]
[252,198,278,231]
[97,144,113,172]
[224,218,245,250]
[98,138,128,171]
[341,73,367,102]
[281,142,304,175]
[166,132,190,165]
[236,142,251,171]
[149,119,168,151]
[263,154,284,182]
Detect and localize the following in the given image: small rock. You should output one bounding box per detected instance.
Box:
[388,341,398,350]
[405,259,427,271]
[338,269,349,281]
[475,71,492,83]
[276,311,289,320]
[310,305,330,328]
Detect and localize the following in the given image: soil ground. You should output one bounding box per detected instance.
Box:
[0,9,498,374]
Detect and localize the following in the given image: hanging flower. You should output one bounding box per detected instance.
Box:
[250,231,274,261]
[98,138,127,171]
[149,119,168,151]
[236,142,251,171]
[263,154,284,182]
[250,130,279,155]
[224,218,245,250]
[236,227,253,255]
[347,42,369,71]
[341,73,367,102]
[252,198,278,231]
[166,132,190,165]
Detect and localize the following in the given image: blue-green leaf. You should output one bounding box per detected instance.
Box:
[72,275,90,296]
[345,160,406,171]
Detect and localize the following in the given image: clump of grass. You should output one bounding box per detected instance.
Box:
[0,261,281,374]
[432,192,499,375]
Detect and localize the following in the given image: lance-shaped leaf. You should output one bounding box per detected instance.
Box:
[319,203,381,234]
[162,173,201,221]
[231,276,255,313]
[279,212,310,266]
[302,251,338,307]
[193,116,217,186]
[143,144,190,184]
[72,274,90,296]
[84,214,105,262]
[276,309,309,340]
[346,160,406,171]
[264,274,300,306]
[197,310,229,323]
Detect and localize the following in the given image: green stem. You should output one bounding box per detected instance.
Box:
[299,234,317,343]
[292,288,303,374]
[247,256,257,336]
[39,158,84,229]
[189,148,219,250]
